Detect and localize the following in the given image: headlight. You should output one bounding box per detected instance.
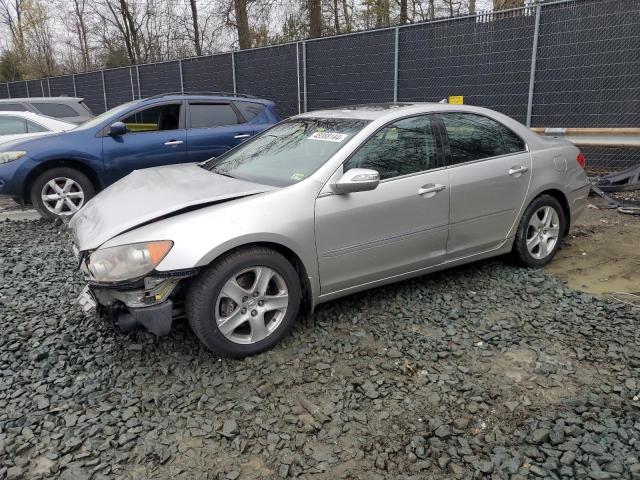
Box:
[86,240,173,283]
[0,151,27,164]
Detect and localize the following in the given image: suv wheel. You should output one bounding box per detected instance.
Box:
[186,247,302,358]
[512,194,566,267]
[30,167,95,220]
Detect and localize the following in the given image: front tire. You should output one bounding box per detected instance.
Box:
[30,167,95,220]
[186,247,302,358]
[512,194,566,267]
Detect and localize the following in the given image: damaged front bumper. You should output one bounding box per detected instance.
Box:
[77,272,195,336]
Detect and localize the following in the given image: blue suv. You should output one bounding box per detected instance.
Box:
[0,93,280,219]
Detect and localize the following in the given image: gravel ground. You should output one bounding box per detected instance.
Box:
[1,219,639,480]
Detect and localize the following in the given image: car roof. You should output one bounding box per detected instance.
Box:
[296,102,501,120]
[142,93,273,105]
[0,97,85,103]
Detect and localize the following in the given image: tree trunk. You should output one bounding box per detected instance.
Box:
[72,0,90,70]
[333,0,340,34]
[308,0,321,38]
[234,0,251,49]
[428,0,435,19]
[469,0,476,15]
[399,0,408,24]
[189,0,202,56]
[342,0,351,31]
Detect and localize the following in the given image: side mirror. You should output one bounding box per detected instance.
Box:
[109,121,128,136]
[332,168,380,194]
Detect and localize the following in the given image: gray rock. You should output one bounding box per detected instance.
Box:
[529,429,550,445]
[6,466,23,480]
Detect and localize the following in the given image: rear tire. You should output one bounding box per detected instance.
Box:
[512,194,566,267]
[30,167,95,221]
[186,247,302,358]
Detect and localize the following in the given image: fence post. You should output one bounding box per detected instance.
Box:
[393,27,400,103]
[101,70,108,111]
[72,75,77,97]
[231,51,237,95]
[136,65,141,99]
[46,78,51,96]
[178,59,184,93]
[25,80,30,97]
[6,83,10,98]
[302,40,307,113]
[129,67,136,100]
[526,3,542,127]
[296,42,301,114]
[40,80,44,96]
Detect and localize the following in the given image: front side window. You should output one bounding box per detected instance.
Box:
[189,104,238,128]
[205,118,369,187]
[0,116,27,135]
[441,113,526,165]
[344,115,439,180]
[32,102,77,118]
[26,120,48,133]
[121,103,181,133]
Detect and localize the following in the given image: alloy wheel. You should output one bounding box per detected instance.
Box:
[215,266,289,344]
[40,177,85,215]
[526,206,560,260]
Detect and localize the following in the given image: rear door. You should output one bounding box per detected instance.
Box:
[185,102,255,163]
[102,101,187,184]
[440,112,531,258]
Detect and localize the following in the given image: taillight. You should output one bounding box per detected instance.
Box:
[576,151,586,169]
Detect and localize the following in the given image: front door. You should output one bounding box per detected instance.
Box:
[315,115,450,295]
[102,102,187,185]
[440,112,532,257]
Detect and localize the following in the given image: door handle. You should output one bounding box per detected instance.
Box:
[508,165,529,176]
[234,134,251,139]
[418,183,446,196]
[164,140,183,146]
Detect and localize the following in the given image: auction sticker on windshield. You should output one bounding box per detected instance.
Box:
[308,132,348,142]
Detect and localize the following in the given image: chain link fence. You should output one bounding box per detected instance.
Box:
[0,0,638,170]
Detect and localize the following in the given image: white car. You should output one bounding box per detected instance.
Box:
[0,111,75,144]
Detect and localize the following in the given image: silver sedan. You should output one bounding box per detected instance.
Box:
[70,103,590,357]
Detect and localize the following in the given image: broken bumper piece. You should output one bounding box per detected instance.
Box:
[77,275,188,337]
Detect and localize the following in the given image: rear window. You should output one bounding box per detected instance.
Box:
[234,101,266,122]
[189,103,239,128]
[31,102,78,118]
[0,103,28,112]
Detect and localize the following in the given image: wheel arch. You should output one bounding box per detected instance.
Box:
[203,241,315,314]
[532,188,571,236]
[22,158,102,203]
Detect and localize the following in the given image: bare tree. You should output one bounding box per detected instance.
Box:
[0,0,26,55]
[308,0,321,37]
[469,0,476,14]
[70,0,91,70]
[342,0,351,31]
[189,0,202,56]
[399,0,408,23]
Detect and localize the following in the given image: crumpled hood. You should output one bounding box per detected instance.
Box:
[70,163,276,250]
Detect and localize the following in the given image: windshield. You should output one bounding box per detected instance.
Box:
[74,100,138,130]
[204,117,369,186]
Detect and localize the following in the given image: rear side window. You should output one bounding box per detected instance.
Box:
[189,104,239,128]
[31,103,78,118]
[0,116,27,135]
[234,102,266,122]
[26,120,48,133]
[122,103,181,132]
[0,103,28,111]
[441,113,526,165]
